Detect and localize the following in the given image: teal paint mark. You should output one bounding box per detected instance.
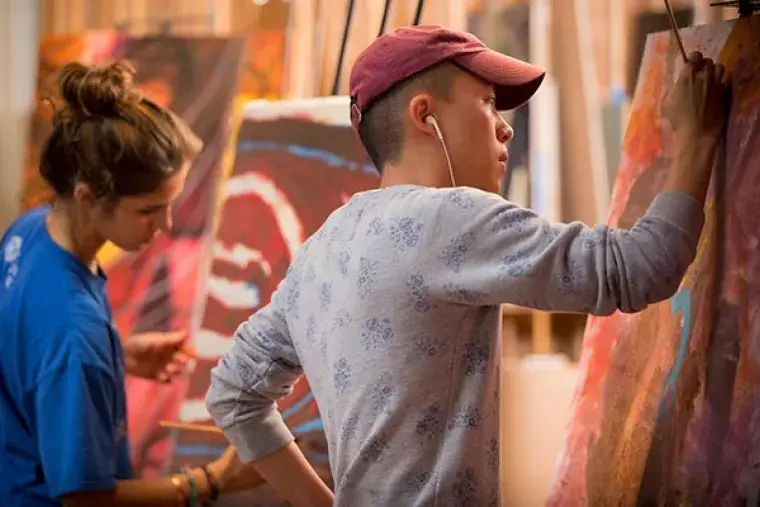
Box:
[292,418,324,434]
[282,392,315,420]
[237,140,377,174]
[175,444,226,458]
[656,288,693,417]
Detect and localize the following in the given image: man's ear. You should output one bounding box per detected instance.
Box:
[407,93,437,136]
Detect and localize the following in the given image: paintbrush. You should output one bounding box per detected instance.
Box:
[664,0,689,63]
[160,420,224,435]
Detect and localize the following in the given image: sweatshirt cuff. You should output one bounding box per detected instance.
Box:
[219,408,295,463]
[646,190,705,245]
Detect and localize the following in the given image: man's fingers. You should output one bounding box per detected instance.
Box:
[686,51,707,74]
[702,59,716,82]
[715,63,726,84]
[688,51,703,67]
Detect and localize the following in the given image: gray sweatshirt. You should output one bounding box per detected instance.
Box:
[205,185,703,506]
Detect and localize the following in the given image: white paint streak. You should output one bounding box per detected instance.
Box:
[225,172,303,259]
[195,328,234,359]
[206,275,260,310]
[180,400,210,422]
[213,241,272,277]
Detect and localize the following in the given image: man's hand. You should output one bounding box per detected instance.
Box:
[666,51,728,139]
[662,51,730,204]
[206,446,265,494]
[123,331,195,383]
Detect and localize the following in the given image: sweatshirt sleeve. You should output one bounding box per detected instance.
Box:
[426,187,704,315]
[205,278,301,463]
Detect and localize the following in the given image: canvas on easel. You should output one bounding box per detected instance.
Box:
[549,15,760,506]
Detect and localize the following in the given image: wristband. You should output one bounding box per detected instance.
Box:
[181,468,199,507]
[200,465,221,506]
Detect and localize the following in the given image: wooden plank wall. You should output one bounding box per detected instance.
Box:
[0,0,40,232]
[37,0,467,98]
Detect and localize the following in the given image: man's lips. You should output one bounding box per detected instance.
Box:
[498,152,509,177]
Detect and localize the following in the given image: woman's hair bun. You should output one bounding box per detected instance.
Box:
[58,60,142,117]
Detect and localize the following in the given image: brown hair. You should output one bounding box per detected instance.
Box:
[39,60,203,203]
[357,62,456,172]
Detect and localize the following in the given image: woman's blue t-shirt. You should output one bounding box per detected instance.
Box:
[0,207,134,506]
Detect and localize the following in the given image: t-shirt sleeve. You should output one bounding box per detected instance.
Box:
[425,187,704,315]
[34,360,120,498]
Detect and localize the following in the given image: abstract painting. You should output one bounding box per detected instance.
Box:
[22,32,248,477]
[549,15,760,506]
[237,29,287,101]
[170,97,379,505]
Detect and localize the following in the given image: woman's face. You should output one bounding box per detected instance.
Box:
[91,163,189,252]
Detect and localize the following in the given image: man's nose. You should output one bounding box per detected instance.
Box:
[497,118,514,143]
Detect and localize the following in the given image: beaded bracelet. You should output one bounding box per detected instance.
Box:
[181,467,199,507]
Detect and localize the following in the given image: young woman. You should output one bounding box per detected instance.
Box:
[0,60,260,506]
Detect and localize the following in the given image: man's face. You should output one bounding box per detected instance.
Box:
[436,71,513,194]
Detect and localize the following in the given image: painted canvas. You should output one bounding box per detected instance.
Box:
[549,15,760,506]
[22,32,247,477]
[237,29,287,101]
[169,97,379,505]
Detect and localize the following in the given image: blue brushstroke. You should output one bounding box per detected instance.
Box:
[281,392,314,420]
[292,418,324,434]
[656,288,693,417]
[175,444,227,458]
[665,289,693,392]
[237,140,377,175]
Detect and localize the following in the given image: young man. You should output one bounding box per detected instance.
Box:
[205,26,726,506]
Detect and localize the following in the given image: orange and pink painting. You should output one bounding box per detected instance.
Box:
[549,15,760,506]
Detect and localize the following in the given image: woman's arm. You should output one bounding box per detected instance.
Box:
[62,463,264,507]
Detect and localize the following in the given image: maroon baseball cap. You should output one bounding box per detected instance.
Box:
[349,24,546,129]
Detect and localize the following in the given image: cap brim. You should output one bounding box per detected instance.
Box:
[454,50,546,111]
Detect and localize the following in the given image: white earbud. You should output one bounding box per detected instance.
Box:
[425,115,442,138]
[424,115,456,187]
